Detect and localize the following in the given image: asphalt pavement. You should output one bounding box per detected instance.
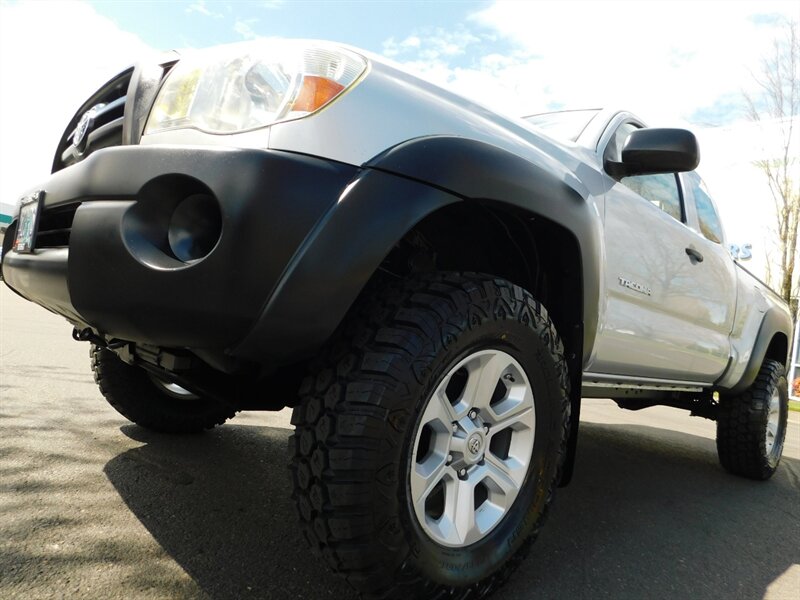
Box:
[1,286,799,600]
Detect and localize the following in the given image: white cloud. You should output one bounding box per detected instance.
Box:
[469,0,798,123]
[0,1,153,213]
[383,35,421,57]
[383,0,798,127]
[383,28,481,61]
[234,18,259,40]
[187,1,224,19]
[262,0,285,9]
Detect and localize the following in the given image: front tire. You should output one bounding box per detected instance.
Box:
[91,345,237,433]
[289,273,570,599]
[716,359,788,480]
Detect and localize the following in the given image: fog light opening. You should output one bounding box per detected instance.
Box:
[167,193,222,263]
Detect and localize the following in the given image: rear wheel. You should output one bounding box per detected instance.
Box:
[91,345,237,433]
[716,359,788,480]
[289,273,570,599]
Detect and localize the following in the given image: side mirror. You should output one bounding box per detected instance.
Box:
[729,243,752,261]
[606,128,700,179]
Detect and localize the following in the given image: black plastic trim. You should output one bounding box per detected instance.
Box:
[4,145,358,350]
[727,307,793,394]
[364,135,602,366]
[232,168,461,361]
[2,248,81,322]
[123,54,179,145]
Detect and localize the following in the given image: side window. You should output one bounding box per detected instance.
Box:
[620,174,683,222]
[604,121,684,223]
[688,175,724,244]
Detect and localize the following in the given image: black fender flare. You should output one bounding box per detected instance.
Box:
[231,166,461,362]
[727,306,793,394]
[234,136,603,368]
[365,136,602,366]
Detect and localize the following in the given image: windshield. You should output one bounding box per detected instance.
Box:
[523,109,601,142]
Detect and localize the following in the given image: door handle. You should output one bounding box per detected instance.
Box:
[685,247,704,263]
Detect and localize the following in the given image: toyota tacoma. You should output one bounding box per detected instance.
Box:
[1,40,793,599]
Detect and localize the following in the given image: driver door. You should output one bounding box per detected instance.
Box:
[589,121,724,381]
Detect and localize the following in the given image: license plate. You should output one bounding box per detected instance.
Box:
[13,191,43,254]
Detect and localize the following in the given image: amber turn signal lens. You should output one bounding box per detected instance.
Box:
[292,76,346,113]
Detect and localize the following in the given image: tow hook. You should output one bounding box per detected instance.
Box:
[71,327,125,349]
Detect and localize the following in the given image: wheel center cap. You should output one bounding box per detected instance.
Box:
[467,433,483,455]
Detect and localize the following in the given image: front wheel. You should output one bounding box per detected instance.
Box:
[91,345,237,433]
[289,273,570,599]
[716,359,788,480]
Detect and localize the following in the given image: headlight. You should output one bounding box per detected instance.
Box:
[144,41,367,135]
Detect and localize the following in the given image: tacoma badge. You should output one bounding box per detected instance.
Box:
[618,275,652,296]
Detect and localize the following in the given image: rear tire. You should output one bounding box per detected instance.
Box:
[91,345,237,433]
[716,359,788,480]
[289,273,570,599]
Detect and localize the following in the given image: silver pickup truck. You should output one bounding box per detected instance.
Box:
[1,40,793,599]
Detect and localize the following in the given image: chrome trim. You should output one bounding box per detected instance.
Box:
[618,275,652,296]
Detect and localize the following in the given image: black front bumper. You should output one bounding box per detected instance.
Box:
[2,145,358,353]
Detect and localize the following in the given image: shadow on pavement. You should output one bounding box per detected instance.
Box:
[105,423,353,600]
[104,420,800,600]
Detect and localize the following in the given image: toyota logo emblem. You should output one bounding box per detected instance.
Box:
[73,104,105,149]
[468,436,481,454]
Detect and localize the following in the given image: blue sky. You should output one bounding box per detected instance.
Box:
[89,1,492,58]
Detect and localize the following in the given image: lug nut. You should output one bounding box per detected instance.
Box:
[452,423,459,433]
[504,373,515,383]
[484,425,490,434]
[468,409,478,420]
[459,468,467,478]
[446,454,453,464]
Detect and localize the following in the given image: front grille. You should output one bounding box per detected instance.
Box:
[52,68,134,173]
[35,203,81,249]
